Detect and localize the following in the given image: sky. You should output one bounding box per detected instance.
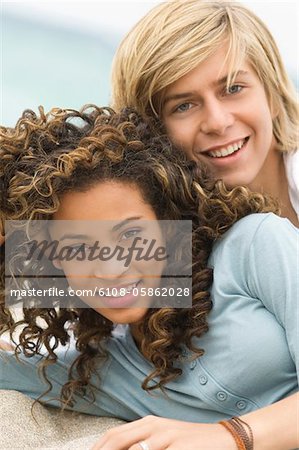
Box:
[1,1,298,125]
[3,0,297,71]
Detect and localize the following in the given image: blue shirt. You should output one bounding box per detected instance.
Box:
[1,213,298,422]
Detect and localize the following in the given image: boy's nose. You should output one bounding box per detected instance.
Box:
[200,99,234,135]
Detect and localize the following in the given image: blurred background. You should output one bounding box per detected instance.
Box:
[1,0,298,126]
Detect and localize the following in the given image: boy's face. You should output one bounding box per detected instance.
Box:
[49,181,166,330]
[161,45,278,191]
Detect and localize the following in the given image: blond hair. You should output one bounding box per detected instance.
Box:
[111,0,298,152]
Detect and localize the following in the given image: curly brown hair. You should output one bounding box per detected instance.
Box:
[0,105,277,409]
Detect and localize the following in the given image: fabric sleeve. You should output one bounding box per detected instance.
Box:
[0,348,71,406]
[247,214,299,375]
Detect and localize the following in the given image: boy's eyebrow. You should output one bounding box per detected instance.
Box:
[214,70,249,86]
[163,70,249,105]
[163,91,197,105]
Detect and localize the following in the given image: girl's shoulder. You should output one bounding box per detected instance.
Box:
[209,213,298,307]
[223,211,297,241]
[211,212,298,262]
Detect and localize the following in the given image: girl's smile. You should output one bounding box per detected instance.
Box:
[50,181,166,330]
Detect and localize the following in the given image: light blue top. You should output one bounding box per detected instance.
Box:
[1,213,298,422]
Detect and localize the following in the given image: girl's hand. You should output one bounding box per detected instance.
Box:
[90,415,235,450]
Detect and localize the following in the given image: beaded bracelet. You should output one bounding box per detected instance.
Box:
[230,417,254,450]
[219,416,254,450]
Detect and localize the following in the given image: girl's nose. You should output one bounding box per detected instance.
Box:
[92,247,130,281]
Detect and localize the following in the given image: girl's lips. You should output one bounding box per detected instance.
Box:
[97,280,142,308]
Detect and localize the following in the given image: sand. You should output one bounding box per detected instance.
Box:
[0,390,125,450]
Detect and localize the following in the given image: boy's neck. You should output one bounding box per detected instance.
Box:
[249,149,298,227]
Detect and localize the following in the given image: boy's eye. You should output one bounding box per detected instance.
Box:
[226,84,243,94]
[174,102,193,113]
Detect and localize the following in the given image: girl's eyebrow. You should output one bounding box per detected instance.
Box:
[51,217,143,241]
[59,233,90,242]
[112,216,143,232]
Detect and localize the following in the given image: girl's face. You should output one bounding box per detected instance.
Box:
[49,181,166,329]
[161,45,278,191]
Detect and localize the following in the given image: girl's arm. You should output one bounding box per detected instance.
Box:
[242,392,298,450]
[90,393,299,450]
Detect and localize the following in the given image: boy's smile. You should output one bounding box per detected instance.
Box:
[162,45,280,192]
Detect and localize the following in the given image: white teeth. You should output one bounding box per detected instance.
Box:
[102,282,138,298]
[208,139,246,158]
[125,284,136,293]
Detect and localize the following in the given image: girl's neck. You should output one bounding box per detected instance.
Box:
[130,322,143,349]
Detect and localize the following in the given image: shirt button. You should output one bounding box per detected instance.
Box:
[199,375,208,385]
[190,360,197,370]
[236,400,247,410]
[216,391,227,401]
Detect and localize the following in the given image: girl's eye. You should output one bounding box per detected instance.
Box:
[67,244,89,254]
[226,84,243,95]
[69,244,85,250]
[120,229,141,241]
[174,102,193,113]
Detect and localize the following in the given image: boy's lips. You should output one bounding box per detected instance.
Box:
[199,136,250,159]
